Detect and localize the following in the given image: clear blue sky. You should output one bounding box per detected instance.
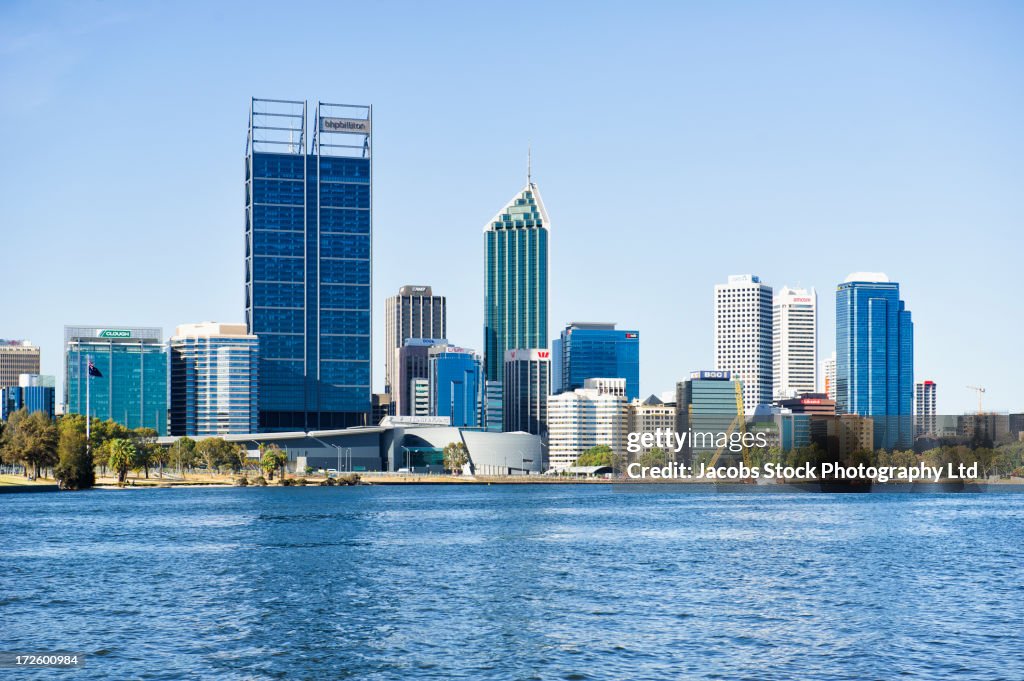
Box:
[2,1,1021,414]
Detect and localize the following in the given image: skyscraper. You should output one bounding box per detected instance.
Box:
[245,97,372,432]
[822,351,836,400]
[483,176,549,382]
[385,285,446,397]
[394,338,447,416]
[0,340,40,389]
[836,273,914,449]
[503,349,550,436]
[676,370,746,465]
[772,286,817,400]
[168,323,259,437]
[915,380,937,436]
[556,322,640,401]
[64,326,167,434]
[714,274,773,414]
[428,345,482,428]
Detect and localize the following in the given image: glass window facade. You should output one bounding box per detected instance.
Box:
[428,348,481,428]
[835,278,914,449]
[246,99,372,431]
[558,324,640,401]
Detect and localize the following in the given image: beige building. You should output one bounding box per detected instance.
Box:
[627,395,677,453]
[547,378,627,470]
[0,340,41,389]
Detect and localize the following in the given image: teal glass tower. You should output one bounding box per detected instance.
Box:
[483,173,549,382]
[835,273,914,449]
[64,326,168,435]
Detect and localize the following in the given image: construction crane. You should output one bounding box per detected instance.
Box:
[967,386,986,415]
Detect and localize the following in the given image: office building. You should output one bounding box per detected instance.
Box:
[772,286,817,400]
[394,338,446,416]
[411,378,430,417]
[370,393,392,426]
[776,393,836,416]
[428,345,482,428]
[822,352,836,400]
[246,97,372,432]
[836,273,914,449]
[547,378,628,470]
[168,323,259,437]
[676,370,745,464]
[714,274,773,414]
[385,285,446,396]
[0,340,40,389]
[483,177,549,381]
[556,322,640,401]
[775,412,811,452]
[627,395,677,453]
[503,349,550,436]
[915,381,937,436]
[1,374,56,421]
[483,380,503,432]
[64,326,167,435]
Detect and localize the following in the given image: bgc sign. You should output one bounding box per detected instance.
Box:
[690,370,731,381]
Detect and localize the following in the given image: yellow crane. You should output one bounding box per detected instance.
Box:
[967,385,986,415]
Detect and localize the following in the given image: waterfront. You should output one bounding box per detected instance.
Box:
[2,487,1023,680]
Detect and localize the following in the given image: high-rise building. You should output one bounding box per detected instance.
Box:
[676,370,745,465]
[772,286,817,399]
[0,374,56,421]
[428,345,482,428]
[385,286,446,396]
[483,380,503,432]
[64,326,167,434]
[394,338,446,416]
[547,378,628,470]
[503,349,550,436]
[776,393,836,416]
[0,340,40,389]
[836,273,914,449]
[411,378,430,417]
[556,322,640,401]
[245,97,372,432]
[915,381,937,436]
[370,393,392,426]
[822,351,837,400]
[714,274,773,414]
[483,178,549,382]
[168,323,259,437]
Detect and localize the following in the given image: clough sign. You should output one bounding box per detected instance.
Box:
[320,117,371,134]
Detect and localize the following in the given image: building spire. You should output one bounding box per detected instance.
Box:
[527,144,532,186]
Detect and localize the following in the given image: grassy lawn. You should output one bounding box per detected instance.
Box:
[0,474,55,486]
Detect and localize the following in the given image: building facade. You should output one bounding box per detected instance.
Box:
[0,374,56,421]
[836,273,914,449]
[64,326,167,434]
[385,285,446,397]
[428,345,482,428]
[555,322,640,401]
[245,97,372,432]
[714,274,773,414]
[168,323,259,437]
[627,395,677,454]
[547,379,628,470]
[483,181,549,382]
[503,349,550,436]
[822,352,837,400]
[0,340,41,389]
[483,380,503,432]
[772,286,817,399]
[915,380,937,436]
[676,370,746,465]
[394,338,446,416]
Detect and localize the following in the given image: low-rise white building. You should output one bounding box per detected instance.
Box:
[547,378,627,470]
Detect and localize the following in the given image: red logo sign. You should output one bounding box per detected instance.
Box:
[537,351,550,359]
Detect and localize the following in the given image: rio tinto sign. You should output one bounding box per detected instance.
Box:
[320,117,371,134]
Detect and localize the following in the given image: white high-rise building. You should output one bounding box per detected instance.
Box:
[772,286,817,400]
[822,352,837,401]
[547,378,628,470]
[915,381,937,436]
[714,274,773,414]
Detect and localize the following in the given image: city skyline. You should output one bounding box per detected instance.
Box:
[2,1,1022,414]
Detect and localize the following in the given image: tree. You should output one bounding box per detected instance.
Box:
[1,409,59,478]
[576,444,613,467]
[442,441,469,474]
[106,438,137,484]
[53,414,94,490]
[91,419,131,472]
[638,446,669,468]
[131,427,159,479]
[168,436,197,472]
[260,444,288,481]
[196,437,234,472]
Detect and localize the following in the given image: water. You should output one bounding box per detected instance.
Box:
[2,486,1023,680]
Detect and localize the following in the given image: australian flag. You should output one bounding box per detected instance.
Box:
[87,360,103,378]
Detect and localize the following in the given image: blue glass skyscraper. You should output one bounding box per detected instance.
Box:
[246,98,372,431]
[428,346,482,428]
[835,273,914,449]
[556,322,640,401]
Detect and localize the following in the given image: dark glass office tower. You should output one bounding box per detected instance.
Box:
[245,98,372,431]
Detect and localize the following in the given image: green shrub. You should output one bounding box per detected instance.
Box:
[233,477,249,487]
[254,476,267,486]
[294,477,307,486]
